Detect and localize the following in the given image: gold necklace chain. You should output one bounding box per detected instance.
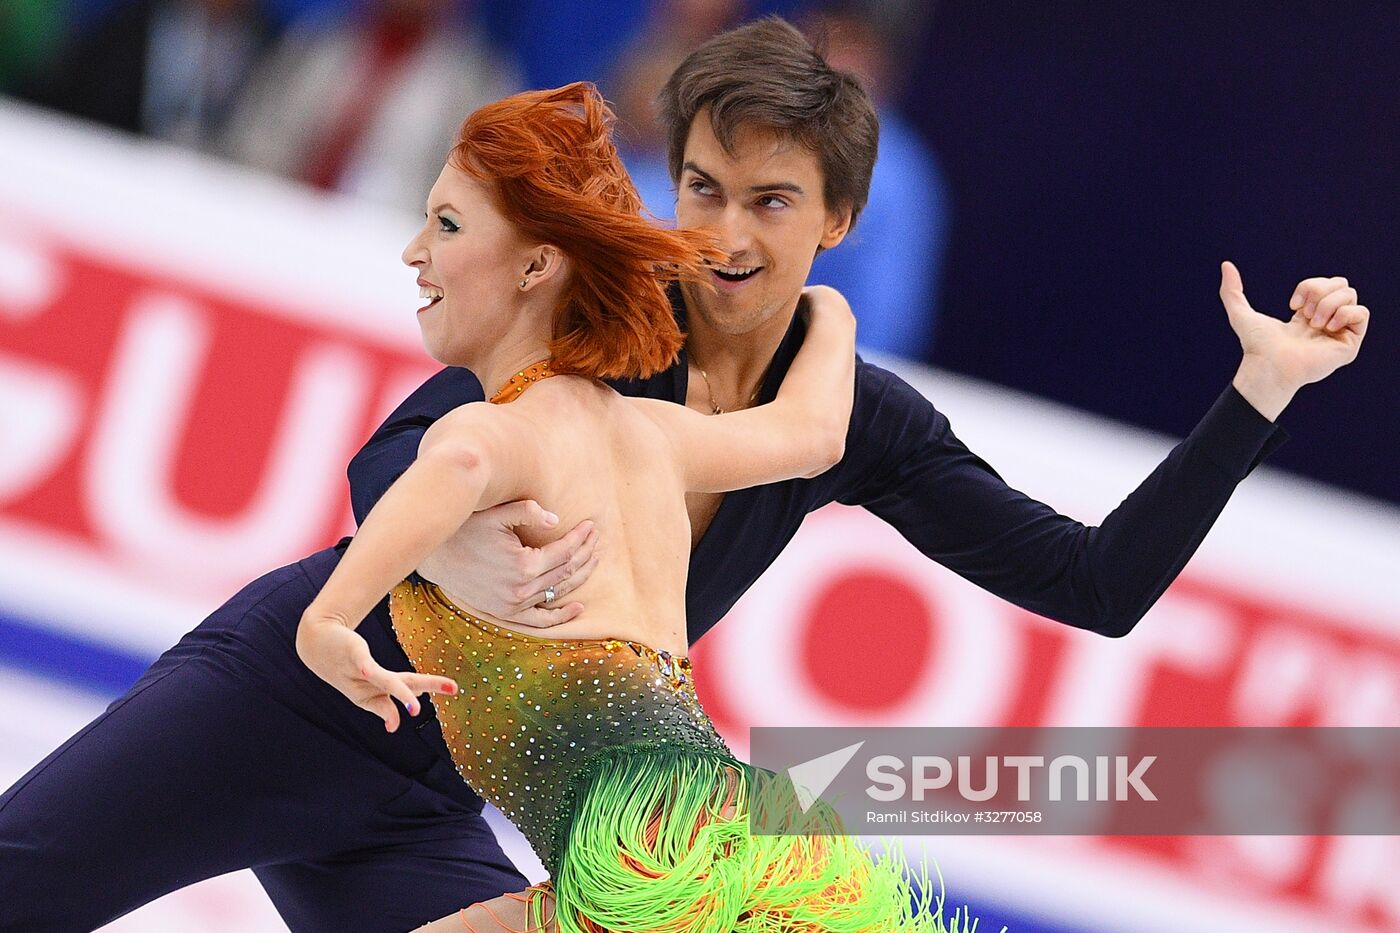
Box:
[691,356,769,416]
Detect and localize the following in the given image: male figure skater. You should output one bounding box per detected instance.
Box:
[0,16,1368,933]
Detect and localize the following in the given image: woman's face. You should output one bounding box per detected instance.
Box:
[401,163,533,367]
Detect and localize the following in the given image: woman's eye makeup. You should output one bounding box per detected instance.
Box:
[437,215,460,233]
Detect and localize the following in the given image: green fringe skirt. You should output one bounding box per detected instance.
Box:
[514,742,995,933]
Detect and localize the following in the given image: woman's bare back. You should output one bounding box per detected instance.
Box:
[427,375,694,656]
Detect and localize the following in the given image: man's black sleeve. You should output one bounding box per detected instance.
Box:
[836,369,1289,637]
[346,367,485,524]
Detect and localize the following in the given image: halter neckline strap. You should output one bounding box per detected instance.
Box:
[488,359,557,404]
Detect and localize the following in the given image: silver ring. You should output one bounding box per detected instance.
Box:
[543,585,556,605]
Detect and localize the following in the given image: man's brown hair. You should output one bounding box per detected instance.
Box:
[657,15,879,231]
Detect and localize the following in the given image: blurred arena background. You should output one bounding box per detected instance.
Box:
[1,1,1397,930]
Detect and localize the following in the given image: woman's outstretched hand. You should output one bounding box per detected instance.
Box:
[1218,261,1369,420]
[296,616,459,732]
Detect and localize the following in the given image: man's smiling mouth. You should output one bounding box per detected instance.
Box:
[712,264,762,283]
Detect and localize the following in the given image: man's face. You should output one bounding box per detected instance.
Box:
[674,108,851,336]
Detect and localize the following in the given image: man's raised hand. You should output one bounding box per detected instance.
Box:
[1219,261,1369,393]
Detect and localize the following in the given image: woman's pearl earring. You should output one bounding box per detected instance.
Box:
[519,278,528,290]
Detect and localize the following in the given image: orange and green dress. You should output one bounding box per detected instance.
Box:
[389,361,990,933]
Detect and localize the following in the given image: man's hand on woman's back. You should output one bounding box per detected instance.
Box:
[416,499,599,628]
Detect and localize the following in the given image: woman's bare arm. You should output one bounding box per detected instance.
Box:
[295,403,538,729]
[635,285,857,494]
[303,403,533,629]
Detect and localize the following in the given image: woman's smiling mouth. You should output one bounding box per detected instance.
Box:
[417,281,445,313]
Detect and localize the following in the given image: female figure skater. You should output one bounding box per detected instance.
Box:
[297,83,982,932]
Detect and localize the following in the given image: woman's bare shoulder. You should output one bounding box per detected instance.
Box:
[623,395,688,426]
[422,397,547,465]
[502,377,677,449]
[621,395,698,443]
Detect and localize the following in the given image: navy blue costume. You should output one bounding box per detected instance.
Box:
[0,300,1287,932]
[352,308,1288,640]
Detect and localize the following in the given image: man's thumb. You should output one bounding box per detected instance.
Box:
[499,499,559,531]
[1218,260,1249,315]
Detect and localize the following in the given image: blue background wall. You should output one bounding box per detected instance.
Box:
[903,1,1396,507]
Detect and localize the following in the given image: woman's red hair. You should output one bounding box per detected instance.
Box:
[450,82,721,380]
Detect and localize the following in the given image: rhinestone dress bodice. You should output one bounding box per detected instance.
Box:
[390,580,733,872]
